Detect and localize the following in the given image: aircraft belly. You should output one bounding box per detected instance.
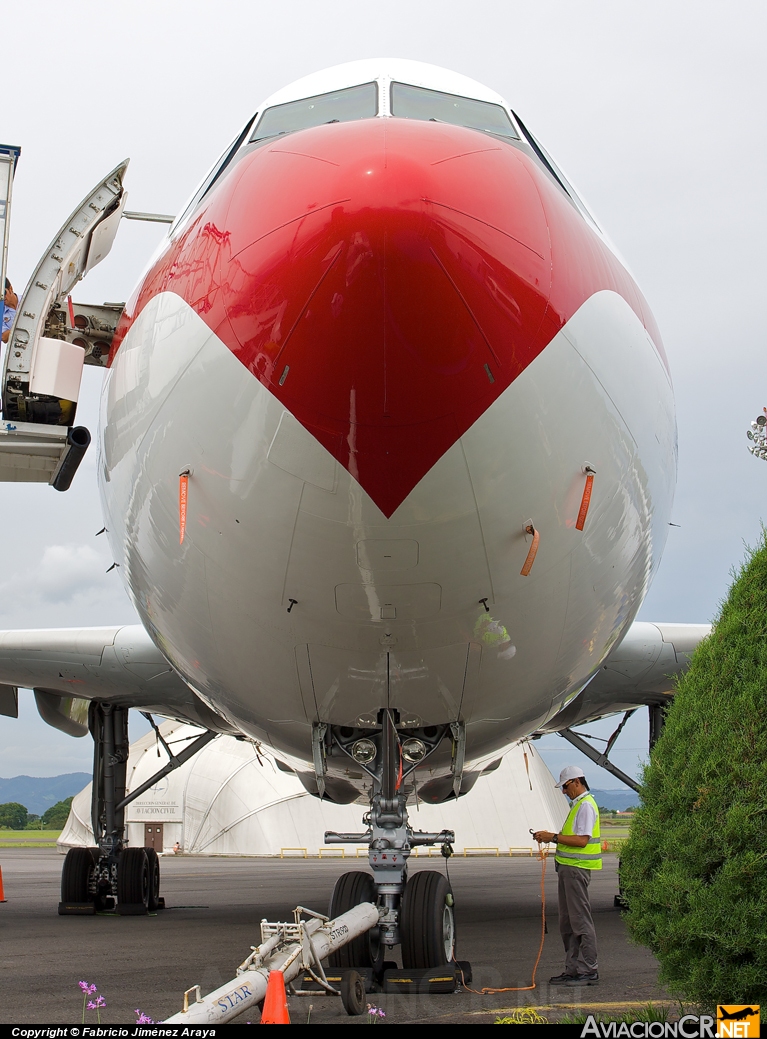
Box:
[100,289,673,767]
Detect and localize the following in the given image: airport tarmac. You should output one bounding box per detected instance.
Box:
[0,850,672,1025]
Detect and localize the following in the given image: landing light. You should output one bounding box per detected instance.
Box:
[401,738,427,763]
[351,738,377,764]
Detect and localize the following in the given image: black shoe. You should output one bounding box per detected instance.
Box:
[564,972,599,985]
[549,972,578,984]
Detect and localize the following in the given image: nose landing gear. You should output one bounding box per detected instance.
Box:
[323,709,463,981]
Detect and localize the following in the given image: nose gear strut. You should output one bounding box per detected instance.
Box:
[323,709,457,964]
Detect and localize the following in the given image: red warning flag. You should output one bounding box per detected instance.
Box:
[179,471,189,545]
[576,472,595,531]
[520,524,540,577]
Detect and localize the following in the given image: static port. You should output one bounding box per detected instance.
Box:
[401,738,427,762]
[351,738,376,764]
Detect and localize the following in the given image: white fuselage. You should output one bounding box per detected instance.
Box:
[98,60,675,790]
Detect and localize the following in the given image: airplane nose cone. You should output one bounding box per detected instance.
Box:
[149,119,557,516]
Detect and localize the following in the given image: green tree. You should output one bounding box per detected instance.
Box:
[0,802,29,829]
[41,797,73,830]
[621,532,767,1006]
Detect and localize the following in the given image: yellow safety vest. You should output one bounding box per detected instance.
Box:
[555,792,602,870]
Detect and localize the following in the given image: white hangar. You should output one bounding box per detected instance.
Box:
[60,720,568,857]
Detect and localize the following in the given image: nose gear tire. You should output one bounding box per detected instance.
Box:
[327,871,382,971]
[400,870,456,969]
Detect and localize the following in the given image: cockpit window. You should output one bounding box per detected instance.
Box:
[390,82,518,139]
[250,82,378,142]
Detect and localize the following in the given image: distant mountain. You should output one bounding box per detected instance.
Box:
[0,774,90,816]
[591,788,640,812]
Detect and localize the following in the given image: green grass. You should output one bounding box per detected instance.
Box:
[559,1004,672,1025]
[0,829,61,845]
[494,1004,674,1025]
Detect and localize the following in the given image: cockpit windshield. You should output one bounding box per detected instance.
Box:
[250,82,378,142]
[390,82,518,140]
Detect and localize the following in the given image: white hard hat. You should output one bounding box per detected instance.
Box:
[555,765,586,789]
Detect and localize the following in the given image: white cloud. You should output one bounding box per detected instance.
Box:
[33,544,104,602]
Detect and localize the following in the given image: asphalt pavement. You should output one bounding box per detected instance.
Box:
[0,849,672,1025]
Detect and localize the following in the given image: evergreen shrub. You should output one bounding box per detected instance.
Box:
[621,532,767,1005]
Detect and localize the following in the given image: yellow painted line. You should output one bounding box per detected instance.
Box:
[475,1001,675,1015]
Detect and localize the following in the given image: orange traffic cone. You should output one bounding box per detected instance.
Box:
[260,969,289,1024]
[0,866,6,902]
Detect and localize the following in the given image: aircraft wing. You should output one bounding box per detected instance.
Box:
[0,624,237,736]
[0,618,711,741]
[540,621,711,732]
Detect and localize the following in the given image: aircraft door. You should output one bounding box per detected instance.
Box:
[2,159,129,426]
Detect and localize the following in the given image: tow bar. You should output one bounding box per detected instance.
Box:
[163,901,380,1023]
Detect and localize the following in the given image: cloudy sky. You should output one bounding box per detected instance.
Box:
[0,1,764,788]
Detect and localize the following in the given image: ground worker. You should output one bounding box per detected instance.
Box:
[533,765,601,985]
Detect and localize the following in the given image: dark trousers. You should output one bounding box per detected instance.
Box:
[557,864,598,975]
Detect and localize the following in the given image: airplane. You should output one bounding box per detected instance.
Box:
[0,58,709,974]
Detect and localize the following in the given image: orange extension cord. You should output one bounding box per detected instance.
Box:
[458,840,550,994]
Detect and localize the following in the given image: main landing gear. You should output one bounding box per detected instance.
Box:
[323,709,465,984]
[58,703,214,916]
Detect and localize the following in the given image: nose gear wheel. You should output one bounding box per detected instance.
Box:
[400,870,456,969]
[328,871,383,971]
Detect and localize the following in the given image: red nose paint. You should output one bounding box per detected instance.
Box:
[114,119,664,517]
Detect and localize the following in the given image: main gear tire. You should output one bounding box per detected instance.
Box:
[400,870,456,969]
[144,847,161,911]
[61,847,96,903]
[327,871,382,970]
[117,847,149,909]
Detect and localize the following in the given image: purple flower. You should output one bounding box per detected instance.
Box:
[79,981,97,995]
[135,1010,154,1024]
